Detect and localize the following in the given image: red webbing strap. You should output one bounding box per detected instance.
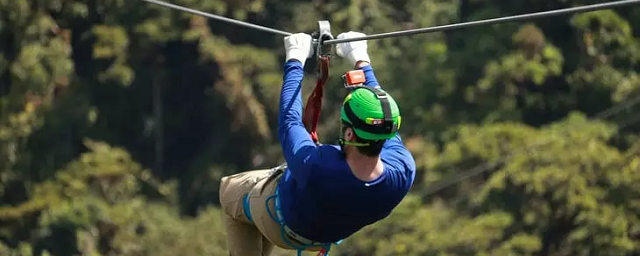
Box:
[302,56,330,144]
[317,248,328,256]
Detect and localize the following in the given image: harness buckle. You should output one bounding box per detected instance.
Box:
[375,93,388,99]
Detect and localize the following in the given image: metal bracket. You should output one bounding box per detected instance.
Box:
[312,20,333,58]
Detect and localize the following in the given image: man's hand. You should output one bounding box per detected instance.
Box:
[335,31,371,67]
[284,33,313,66]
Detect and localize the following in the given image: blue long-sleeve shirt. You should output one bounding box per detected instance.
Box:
[277,60,416,243]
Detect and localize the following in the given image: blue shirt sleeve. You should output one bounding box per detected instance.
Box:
[359,64,380,88]
[278,60,318,185]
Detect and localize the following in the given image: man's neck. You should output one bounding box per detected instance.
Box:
[346,151,384,182]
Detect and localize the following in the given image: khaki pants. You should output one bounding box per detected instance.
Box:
[219,166,326,256]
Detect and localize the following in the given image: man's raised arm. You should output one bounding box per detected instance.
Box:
[278,33,317,184]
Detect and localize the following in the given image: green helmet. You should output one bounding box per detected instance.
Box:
[340,86,402,141]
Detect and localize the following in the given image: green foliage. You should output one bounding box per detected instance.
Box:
[1,0,640,255]
[335,114,640,256]
[1,139,226,255]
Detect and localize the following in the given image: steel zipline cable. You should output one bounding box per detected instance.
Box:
[141,0,640,196]
[143,0,640,44]
[323,0,640,44]
[142,0,292,36]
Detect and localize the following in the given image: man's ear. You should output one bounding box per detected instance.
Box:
[344,127,355,141]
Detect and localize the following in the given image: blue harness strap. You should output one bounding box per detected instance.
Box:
[240,165,343,256]
[242,193,253,223]
[243,164,284,224]
[265,185,343,256]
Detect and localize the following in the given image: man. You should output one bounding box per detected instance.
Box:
[219,31,416,256]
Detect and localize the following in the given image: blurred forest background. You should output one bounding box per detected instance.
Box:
[1,0,640,255]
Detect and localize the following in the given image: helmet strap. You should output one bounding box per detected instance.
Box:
[338,122,370,147]
[339,138,370,147]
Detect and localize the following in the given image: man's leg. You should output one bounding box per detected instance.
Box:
[223,213,271,256]
[220,169,277,256]
[248,170,325,253]
[262,235,275,255]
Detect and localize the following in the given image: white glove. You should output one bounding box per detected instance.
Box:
[335,31,371,65]
[284,33,313,66]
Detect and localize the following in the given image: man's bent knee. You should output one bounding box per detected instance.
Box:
[219,173,253,222]
[219,169,276,222]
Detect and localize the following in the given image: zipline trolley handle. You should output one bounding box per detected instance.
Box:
[312,20,333,58]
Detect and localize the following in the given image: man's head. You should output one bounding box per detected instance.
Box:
[339,86,401,157]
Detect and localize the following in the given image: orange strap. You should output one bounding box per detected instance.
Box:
[302,56,330,144]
